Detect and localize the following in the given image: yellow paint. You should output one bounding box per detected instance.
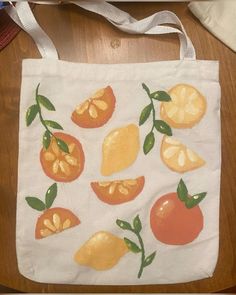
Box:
[101,124,140,176]
[74,231,128,271]
[160,135,205,173]
[160,84,207,128]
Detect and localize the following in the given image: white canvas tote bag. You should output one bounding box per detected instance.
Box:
[7,1,221,285]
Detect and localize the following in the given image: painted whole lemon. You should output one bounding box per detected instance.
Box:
[101,124,140,176]
[74,231,128,270]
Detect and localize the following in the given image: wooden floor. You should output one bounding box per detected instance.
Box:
[0,2,235,293]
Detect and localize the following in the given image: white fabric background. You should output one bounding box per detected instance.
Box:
[17,58,221,285]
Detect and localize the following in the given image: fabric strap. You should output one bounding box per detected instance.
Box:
[5,1,196,60]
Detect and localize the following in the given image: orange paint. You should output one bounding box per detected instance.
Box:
[71,86,116,128]
[91,176,145,205]
[35,207,80,239]
[40,132,85,182]
[150,192,203,245]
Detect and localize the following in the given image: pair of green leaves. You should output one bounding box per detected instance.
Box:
[25,183,57,211]
[116,215,156,278]
[26,84,69,153]
[26,93,56,127]
[140,83,172,155]
[177,179,207,209]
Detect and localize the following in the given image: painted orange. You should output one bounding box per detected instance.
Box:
[71,86,116,128]
[35,207,80,239]
[40,132,85,182]
[150,192,203,245]
[91,176,145,205]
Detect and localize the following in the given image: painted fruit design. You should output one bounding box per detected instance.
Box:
[161,136,205,173]
[71,86,116,128]
[25,183,80,239]
[101,124,140,176]
[91,176,145,205]
[150,179,206,245]
[40,132,85,182]
[74,231,128,270]
[160,84,207,129]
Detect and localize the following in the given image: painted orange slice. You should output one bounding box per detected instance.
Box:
[160,84,207,128]
[71,86,116,128]
[35,207,80,239]
[91,176,145,205]
[74,231,128,270]
[40,132,85,182]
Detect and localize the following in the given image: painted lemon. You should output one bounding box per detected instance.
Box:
[74,231,128,270]
[161,136,205,173]
[101,124,140,176]
[160,84,207,128]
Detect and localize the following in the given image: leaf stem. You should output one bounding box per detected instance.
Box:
[136,231,146,279]
[143,83,156,133]
[35,84,55,139]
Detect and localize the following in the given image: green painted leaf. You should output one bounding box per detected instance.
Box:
[25,197,45,211]
[143,251,156,267]
[124,237,141,253]
[143,132,155,155]
[185,192,207,209]
[151,91,171,101]
[25,104,39,126]
[43,130,51,149]
[56,138,69,153]
[177,179,188,202]
[142,83,151,96]
[154,120,172,136]
[37,95,55,111]
[45,183,57,209]
[44,120,63,130]
[116,219,132,231]
[133,215,142,233]
[139,104,152,126]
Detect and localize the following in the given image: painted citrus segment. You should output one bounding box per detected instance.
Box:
[160,135,205,173]
[91,176,145,205]
[71,86,116,128]
[35,207,80,239]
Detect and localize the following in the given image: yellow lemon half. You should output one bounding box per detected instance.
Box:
[74,231,128,270]
[160,84,207,128]
[101,124,140,176]
[161,136,205,173]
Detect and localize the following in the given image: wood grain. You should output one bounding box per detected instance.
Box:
[0,2,235,293]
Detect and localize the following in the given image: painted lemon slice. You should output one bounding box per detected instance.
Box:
[161,136,205,173]
[74,231,128,270]
[101,124,140,176]
[160,84,207,128]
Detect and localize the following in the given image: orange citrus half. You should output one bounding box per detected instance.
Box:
[71,86,116,128]
[35,207,80,239]
[91,176,145,205]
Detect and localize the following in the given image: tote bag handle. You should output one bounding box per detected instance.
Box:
[5,1,196,61]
